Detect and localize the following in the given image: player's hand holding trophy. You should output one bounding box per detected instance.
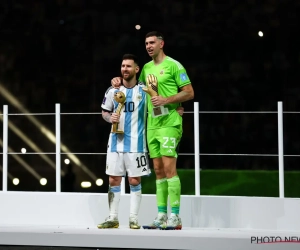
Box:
[142,74,159,97]
[111,91,126,133]
[143,74,169,117]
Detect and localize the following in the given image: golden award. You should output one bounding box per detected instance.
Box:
[143,74,159,97]
[111,91,126,133]
[143,74,169,118]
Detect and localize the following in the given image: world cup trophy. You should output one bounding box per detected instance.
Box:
[111,91,126,133]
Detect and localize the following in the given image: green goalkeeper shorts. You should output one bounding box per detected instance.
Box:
[147,125,182,158]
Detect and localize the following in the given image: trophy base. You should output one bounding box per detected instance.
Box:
[152,106,169,118]
[111,130,124,134]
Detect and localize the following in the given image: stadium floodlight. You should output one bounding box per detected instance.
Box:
[40,178,47,185]
[0,109,63,175]
[96,178,104,186]
[12,178,19,185]
[0,138,42,180]
[81,181,91,188]
[0,83,97,181]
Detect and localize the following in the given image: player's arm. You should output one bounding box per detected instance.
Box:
[150,85,194,106]
[102,109,120,123]
[150,69,194,106]
[166,67,194,103]
[164,84,194,104]
[101,87,120,123]
[102,109,112,123]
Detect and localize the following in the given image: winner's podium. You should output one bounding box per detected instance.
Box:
[0,192,300,250]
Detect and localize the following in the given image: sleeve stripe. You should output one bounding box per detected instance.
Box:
[105,86,113,94]
[102,108,112,112]
[166,58,184,70]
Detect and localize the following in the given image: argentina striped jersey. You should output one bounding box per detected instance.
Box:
[101,82,147,153]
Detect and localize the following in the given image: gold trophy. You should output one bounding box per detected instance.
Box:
[143,74,159,97]
[143,74,168,117]
[111,91,126,133]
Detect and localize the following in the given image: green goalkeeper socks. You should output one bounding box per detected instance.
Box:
[156,176,181,214]
[167,175,181,214]
[156,178,168,214]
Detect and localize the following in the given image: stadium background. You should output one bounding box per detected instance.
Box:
[0,0,299,196]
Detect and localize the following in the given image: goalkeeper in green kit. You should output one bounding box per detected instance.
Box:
[111,31,194,230]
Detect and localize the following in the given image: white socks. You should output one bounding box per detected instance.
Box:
[129,183,142,218]
[108,183,142,219]
[108,185,121,218]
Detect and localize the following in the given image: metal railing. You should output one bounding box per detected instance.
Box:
[1,101,298,197]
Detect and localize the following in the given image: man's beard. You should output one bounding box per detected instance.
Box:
[122,73,134,81]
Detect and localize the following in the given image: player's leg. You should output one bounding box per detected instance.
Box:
[108,175,123,218]
[148,129,168,213]
[153,157,168,214]
[126,152,150,229]
[98,152,125,229]
[162,157,182,230]
[97,175,122,229]
[128,176,141,229]
[153,157,168,215]
[158,126,183,230]
[143,130,168,229]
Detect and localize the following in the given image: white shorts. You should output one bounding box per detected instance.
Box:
[106,152,151,177]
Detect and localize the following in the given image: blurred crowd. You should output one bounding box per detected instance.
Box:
[1,0,300,177]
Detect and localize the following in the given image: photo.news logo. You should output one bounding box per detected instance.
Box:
[251,236,300,244]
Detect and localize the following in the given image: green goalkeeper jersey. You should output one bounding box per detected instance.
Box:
[139,56,191,129]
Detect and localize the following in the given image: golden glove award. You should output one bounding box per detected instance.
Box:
[143,74,159,97]
[111,91,126,133]
[143,74,169,118]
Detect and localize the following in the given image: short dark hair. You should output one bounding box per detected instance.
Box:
[122,54,139,66]
[145,31,164,41]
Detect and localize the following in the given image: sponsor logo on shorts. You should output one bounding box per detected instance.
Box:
[167,149,173,153]
[142,167,147,172]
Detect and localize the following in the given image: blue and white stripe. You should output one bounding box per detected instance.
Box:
[103,84,147,153]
